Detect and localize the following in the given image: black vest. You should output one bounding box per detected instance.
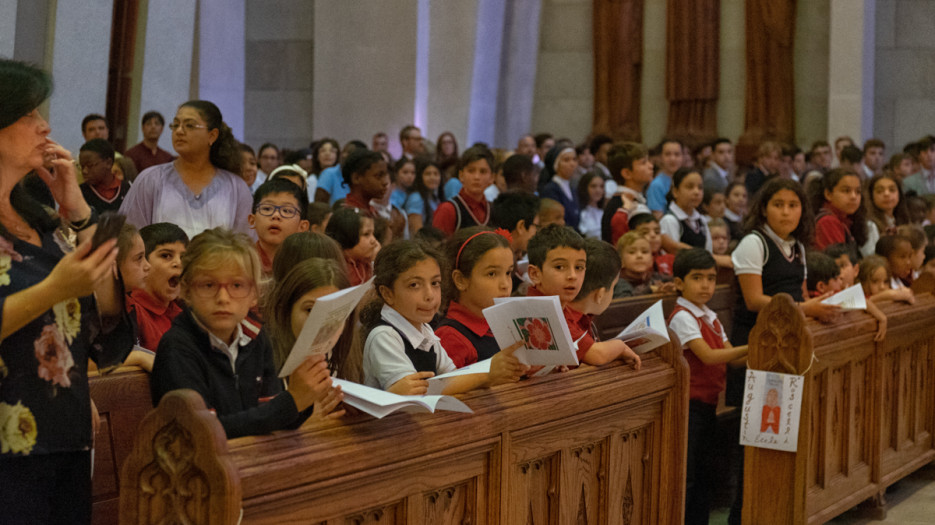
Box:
[377,320,437,374]
[450,194,489,230]
[668,210,708,249]
[436,317,500,362]
[601,194,624,243]
[731,230,805,344]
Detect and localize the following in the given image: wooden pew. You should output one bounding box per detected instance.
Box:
[742,293,935,524]
[89,367,152,525]
[118,338,690,524]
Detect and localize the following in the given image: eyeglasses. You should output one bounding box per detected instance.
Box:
[255,203,301,219]
[190,279,254,299]
[168,121,208,132]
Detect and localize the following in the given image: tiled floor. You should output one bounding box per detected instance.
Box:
[707,461,935,525]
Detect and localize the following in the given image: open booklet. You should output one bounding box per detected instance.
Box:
[278,278,374,377]
[332,378,473,419]
[426,358,491,395]
[611,300,670,354]
[482,296,579,367]
[821,283,867,310]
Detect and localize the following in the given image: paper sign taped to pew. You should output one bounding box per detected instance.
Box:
[279,278,374,377]
[820,283,866,310]
[739,369,804,452]
[485,296,579,367]
[611,300,670,354]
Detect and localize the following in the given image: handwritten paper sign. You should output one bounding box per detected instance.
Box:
[739,369,804,452]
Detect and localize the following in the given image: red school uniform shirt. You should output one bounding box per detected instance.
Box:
[526,285,593,363]
[654,253,675,276]
[432,189,490,236]
[435,301,497,368]
[813,203,854,251]
[126,288,183,351]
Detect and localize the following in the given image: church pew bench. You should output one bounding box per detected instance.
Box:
[119,336,690,524]
[742,293,935,524]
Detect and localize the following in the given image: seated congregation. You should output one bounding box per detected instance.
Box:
[7,61,935,523]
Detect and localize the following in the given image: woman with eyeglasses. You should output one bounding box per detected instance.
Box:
[119,100,252,239]
[0,58,133,524]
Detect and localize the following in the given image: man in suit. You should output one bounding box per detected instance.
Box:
[702,138,734,196]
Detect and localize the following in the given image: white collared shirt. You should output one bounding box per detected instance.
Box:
[668,297,728,349]
[732,224,807,278]
[363,304,456,390]
[192,314,251,373]
[659,201,712,251]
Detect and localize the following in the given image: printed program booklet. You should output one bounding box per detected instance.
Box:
[332,378,473,419]
[611,300,670,354]
[483,296,579,367]
[278,278,374,377]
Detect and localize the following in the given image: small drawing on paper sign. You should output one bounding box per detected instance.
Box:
[513,317,558,351]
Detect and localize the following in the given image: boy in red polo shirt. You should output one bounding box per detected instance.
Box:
[433,146,494,235]
[126,223,189,352]
[602,142,653,245]
[526,224,641,368]
[666,248,748,525]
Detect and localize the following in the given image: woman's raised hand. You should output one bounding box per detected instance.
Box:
[44,236,119,303]
[34,139,91,222]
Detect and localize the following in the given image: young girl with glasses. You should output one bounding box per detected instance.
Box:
[151,227,336,438]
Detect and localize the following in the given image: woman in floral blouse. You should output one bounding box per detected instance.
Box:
[0,59,132,524]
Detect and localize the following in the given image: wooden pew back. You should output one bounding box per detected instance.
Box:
[742,293,935,524]
[119,337,690,524]
[89,367,152,525]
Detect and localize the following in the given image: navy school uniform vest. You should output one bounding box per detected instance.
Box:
[668,209,708,249]
[450,194,489,230]
[377,320,437,374]
[435,317,500,363]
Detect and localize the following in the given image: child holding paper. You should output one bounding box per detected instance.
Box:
[151,228,335,438]
[361,240,513,394]
[666,248,748,525]
[526,224,641,368]
[805,251,844,298]
[436,227,529,382]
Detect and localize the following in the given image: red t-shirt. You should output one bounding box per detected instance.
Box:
[432,189,489,235]
[344,254,373,286]
[435,301,493,368]
[126,289,183,351]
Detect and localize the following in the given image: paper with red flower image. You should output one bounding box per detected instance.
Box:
[483,296,578,367]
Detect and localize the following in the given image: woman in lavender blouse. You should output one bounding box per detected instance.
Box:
[120,100,252,239]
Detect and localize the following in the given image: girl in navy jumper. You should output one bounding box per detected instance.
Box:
[727,178,839,524]
[659,167,711,253]
[436,227,527,380]
[361,240,511,395]
[151,228,336,438]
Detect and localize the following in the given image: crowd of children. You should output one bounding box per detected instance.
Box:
[61,110,935,525]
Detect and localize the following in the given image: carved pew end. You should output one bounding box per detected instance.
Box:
[119,389,242,525]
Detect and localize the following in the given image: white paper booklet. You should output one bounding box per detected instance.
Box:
[483,296,579,367]
[612,300,670,354]
[426,359,492,395]
[278,278,374,377]
[739,369,804,452]
[821,283,866,310]
[332,379,473,419]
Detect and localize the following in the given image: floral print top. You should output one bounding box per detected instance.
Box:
[0,224,131,457]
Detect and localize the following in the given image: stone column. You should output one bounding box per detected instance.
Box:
[198,0,246,140]
[827,0,875,144]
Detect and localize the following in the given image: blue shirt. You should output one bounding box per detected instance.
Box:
[647,172,671,212]
[405,191,441,220]
[390,188,409,209]
[444,178,463,200]
[317,165,349,205]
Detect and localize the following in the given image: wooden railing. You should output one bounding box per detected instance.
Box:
[742,291,935,524]
[117,337,690,524]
